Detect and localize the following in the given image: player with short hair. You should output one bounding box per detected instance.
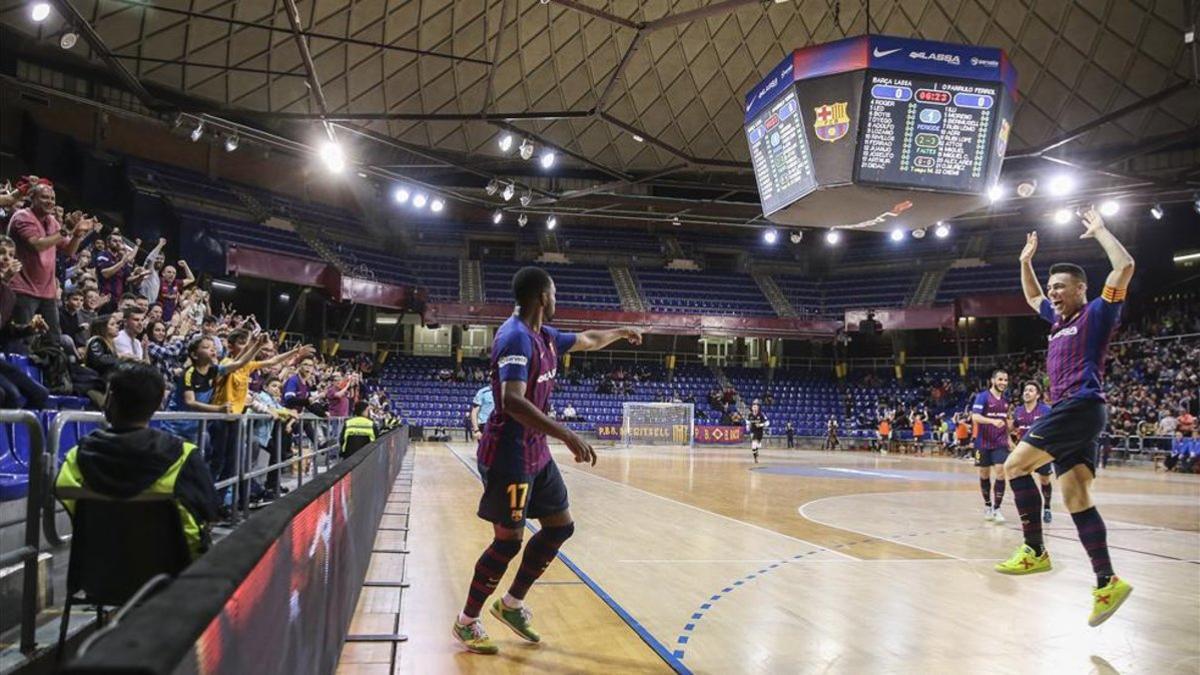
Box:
[746,401,769,463]
[995,207,1135,627]
[1011,381,1053,523]
[453,266,642,654]
[972,369,1011,522]
[823,417,840,451]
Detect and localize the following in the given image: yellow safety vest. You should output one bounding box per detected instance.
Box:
[342,416,376,444]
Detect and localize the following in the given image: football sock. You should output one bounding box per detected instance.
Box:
[508,523,574,600]
[1010,474,1044,555]
[463,538,522,618]
[979,477,992,508]
[1070,506,1114,588]
[992,479,1007,509]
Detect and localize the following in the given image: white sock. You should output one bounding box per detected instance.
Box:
[458,612,477,625]
[502,593,523,609]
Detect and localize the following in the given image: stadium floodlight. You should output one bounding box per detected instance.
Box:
[278,293,290,302]
[223,134,239,152]
[520,189,533,207]
[988,184,1005,202]
[1047,173,1075,197]
[889,229,905,242]
[1150,203,1164,220]
[1053,207,1073,224]
[632,134,644,142]
[1194,195,1199,215]
[540,150,556,169]
[546,215,558,230]
[934,222,951,238]
[1016,179,1038,198]
[1099,200,1120,217]
[319,140,346,173]
[430,197,445,213]
[31,2,50,22]
[60,32,77,49]
[485,179,500,196]
[501,182,515,202]
[412,193,428,208]
[517,213,528,228]
[497,133,514,153]
[492,210,503,224]
[189,120,205,142]
[789,230,803,244]
[211,279,237,292]
[825,230,841,245]
[393,186,410,204]
[671,216,681,227]
[519,138,535,161]
[763,228,779,244]
[911,227,926,239]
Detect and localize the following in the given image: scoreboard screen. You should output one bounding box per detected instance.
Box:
[745,88,817,216]
[856,72,1000,193]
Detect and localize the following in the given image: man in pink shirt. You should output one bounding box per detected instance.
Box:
[6,182,93,346]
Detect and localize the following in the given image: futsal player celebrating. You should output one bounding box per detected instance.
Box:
[453,266,642,654]
[746,401,769,462]
[971,369,1011,522]
[995,207,1135,627]
[1011,381,1053,523]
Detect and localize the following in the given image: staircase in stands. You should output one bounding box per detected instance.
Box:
[710,364,750,419]
[228,185,272,223]
[752,271,798,317]
[610,266,647,312]
[460,259,484,304]
[907,268,949,306]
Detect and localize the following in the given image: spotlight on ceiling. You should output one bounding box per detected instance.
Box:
[520,189,533,207]
[825,230,841,245]
[539,150,556,169]
[763,228,779,244]
[1047,174,1075,197]
[412,193,428,209]
[501,183,515,202]
[223,134,239,152]
[319,140,346,173]
[671,216,681,227]
[189,120,205,142]
[497,133,514,153]
[430,197,445,213]
[1149,203,1164,220]
[1053,208,1073,225]
[59,32,77,49]
[890,229,905,242]
[789,230,803,244]
[1098,200,1120,217]
[1016,179,1038,198]
[31,2,50,22]
[546,215,558,230]
[988,184,1006,202]
[632,134,645,143]
[393,186,410,204]
[492,210,503,224]
[1193,196,1199,215]
[518,138,535,161]
[517,213,528,228]
[934,222,951,238]
[485,179,499,196]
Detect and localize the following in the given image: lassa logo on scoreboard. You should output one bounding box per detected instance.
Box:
[915,89,951,105]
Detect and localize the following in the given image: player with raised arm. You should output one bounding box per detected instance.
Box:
[453,267,642,654]
[746,401,769,463]
[1011,381,1053,523]
[972,369,1011,523]
[994,207,1135,627]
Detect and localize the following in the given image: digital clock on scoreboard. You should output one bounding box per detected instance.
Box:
[855,71,1001,194]
[744,88,818,216]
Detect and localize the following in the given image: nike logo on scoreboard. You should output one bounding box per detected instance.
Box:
[873,47,902,58]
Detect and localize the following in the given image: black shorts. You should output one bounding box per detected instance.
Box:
[974,447,1009,467]
[1035,462,1054,476]
[1023,397,1107,477]
[477,460,569,528]
[751,430,764,442]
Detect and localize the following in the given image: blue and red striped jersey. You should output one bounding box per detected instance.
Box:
[1039,293,1122,403]
[971,390,1010,449]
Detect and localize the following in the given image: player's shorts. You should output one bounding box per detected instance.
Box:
[974,447,1009,467]
[477,460,569,528]
[1023,397,1106,477]
[751,430,765,442]
[1035,462,1053,476]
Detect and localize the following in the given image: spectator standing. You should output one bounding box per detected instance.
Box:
[0,234,50,408]
[158,261,193,322]
[59,289,87,348]
[93,229,137,312]
[1178,409,1196,437]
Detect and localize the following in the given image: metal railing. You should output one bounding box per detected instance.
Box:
[0,410,47,654]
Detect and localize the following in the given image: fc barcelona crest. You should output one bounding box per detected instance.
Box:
[813,102,850,143]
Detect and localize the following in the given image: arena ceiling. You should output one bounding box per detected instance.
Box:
[1,0,1198,230]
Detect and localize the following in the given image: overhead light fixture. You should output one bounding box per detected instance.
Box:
[485,179,499,196]
[540,150,556,169]
[492,210,503,224]
[763,228,779,244]
[190,120,205,142]
[59,32,77,49]
[789,230,803,244]
[31,2,50,22]
[319,140,346,173]
[498,133,514,153]
[546,215,558,230]
[934,222,951,238]
[632,134,645,143]
[278,292,291,302]
[501,183,515,201]
[393,186,410,204]
[1173,251,1200,263]
[412,193,428,209]
[519,138,535,161]
[890,229,905,242]
[671,216,681,227]
[1193,195,1199,215]
[376,315,399,325]
[825,230,841,245]
[988,184,1005,202]
[520,189,533,207]
[517,213,528,228]
[1149,203,1164,220]
[223,134,239,152]
[1016,179,1038,198]
[211,279,237,292]
[913,228,927,239]
[1098,200,1120,217]
[1047,174,1075,197]
[1053,208,1073,225]
[430,197,445,213]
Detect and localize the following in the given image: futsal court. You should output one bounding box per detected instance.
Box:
[340,441,1200,674]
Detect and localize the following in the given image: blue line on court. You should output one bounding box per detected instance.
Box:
[447,446,692,674]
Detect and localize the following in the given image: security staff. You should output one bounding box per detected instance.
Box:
[341,401,378,458]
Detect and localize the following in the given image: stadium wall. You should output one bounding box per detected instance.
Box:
[64,430,410,675]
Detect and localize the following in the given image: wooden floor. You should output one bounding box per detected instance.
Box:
[339,442,1200,674]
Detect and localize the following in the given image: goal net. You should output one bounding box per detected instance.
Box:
[621,402,694,447]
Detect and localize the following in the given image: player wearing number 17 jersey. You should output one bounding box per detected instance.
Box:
[994,207,1135,627]
[453,266,642,655]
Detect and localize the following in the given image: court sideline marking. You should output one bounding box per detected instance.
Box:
[443,445,692,674]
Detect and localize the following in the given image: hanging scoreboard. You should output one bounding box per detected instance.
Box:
[745,88,817,216]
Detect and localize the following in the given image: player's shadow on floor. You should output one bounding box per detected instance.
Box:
[1090,654,1121,674]
[453,642,667,674]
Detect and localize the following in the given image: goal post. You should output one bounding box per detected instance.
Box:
[621,402,695,447]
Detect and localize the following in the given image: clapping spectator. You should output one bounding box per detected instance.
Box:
[94,228,137,312]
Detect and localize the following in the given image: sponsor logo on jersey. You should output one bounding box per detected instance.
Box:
[535,368,557,384]
[1048,325,1079,342]
[498,355,528,368]
[813,101,851,142]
